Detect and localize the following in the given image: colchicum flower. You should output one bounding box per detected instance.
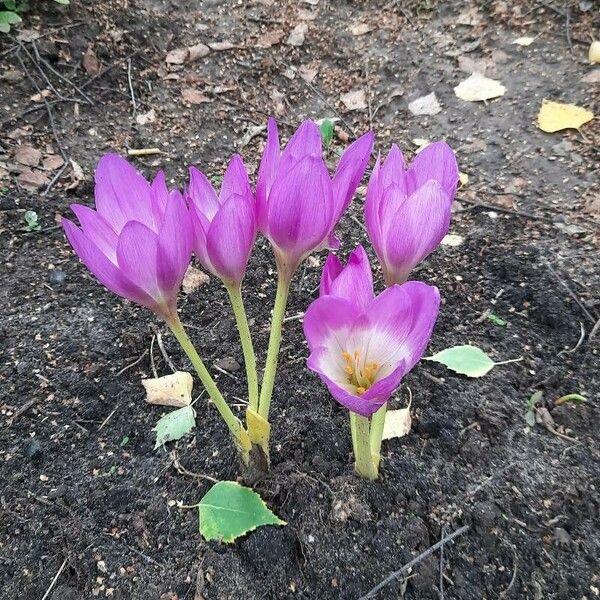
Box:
[256,117,374,277]
[365,142,459,286]
[63,153,193,324]
[187,155,256,287]
[305,248,440,417]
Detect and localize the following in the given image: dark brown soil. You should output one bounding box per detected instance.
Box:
[1,1,599,599]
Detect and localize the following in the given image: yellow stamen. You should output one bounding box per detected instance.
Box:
[356,386,366,395]
[341,350,381,396]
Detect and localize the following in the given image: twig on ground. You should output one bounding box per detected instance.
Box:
[499,544,518,597]
[589,318,600,344]
[558,322,585,356]
[544,261,596,325]
[116,349,149,376]
[127,57,137,115]
[150,334,158,378]
[438,526,446,600]
[127,148,161,156]
[10,396,42,422]
[422,371,445,386]
[358,525,470,599]
[98,405,120,431]
[565,4,573,53]
[171,450,218,483]
[0,22,84,57]
[456,196,555,223]
[364,59,374,130]
[152,325,178,373]
[42,162,69,197]
[213,364,238,381]
[41,557,68,600]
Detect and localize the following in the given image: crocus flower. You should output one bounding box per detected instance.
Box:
[365,142,459,285]
[319,245,373,310]
[304,277,440,417]
[62,154,193,324]
[256,117,374,277]
[187,155,256,287]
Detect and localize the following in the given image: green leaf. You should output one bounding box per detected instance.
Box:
[198,481,285,543]
[24,210,41,231]
[554,393,587,406]
[320,119,334,146]
[0,22,10,33]
[53,0,70,4]
[424,345,496,377]
[524,410,536,427]
[153,405,195,450]
[0,9,22,24]
[488,313,507,326]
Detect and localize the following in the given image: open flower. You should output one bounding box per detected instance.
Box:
[256,117,374,276]
[365,142,459,285]
[304,280,440,417]
[62,153,193,324]
[319,245,373,310]
[187,155,256,287]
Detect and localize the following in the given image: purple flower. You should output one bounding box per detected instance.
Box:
[365,142,459,285]
[256,117,374,276]
[319,245,374,310]
[62,154,193,323]
[304,280,440,417]
[187,155,256,287]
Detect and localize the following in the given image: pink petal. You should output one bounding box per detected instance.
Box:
[331,131,374,219]
[220,154,252,203]
[405,141,459,199]
[190,203,213,272]
[150,170,169,229]
[188,166,221,221]
[94,153,154,232]
[256,117,280,232]
[70,204,118,263]
[319,253,344,297]
[382,180,451,284]
[364,154,383,253]
[279,120,322,173]
[266,154,333,267]
[380,144,407,192]
[206,192,256,285]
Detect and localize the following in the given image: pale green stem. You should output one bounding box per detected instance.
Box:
[369,402,387,470]
[257,269,291,420]
[168,317,246,447]
[225,284,259,412]
[350,412,378,480]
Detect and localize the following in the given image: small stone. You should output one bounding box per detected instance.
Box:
[49,270,66,286]
[553,527,571,546]
[214,357,241,372]
[23,439,43,462]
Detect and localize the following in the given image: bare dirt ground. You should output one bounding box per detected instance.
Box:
[1,1,599,598]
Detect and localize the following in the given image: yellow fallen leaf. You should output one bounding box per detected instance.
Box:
[537,100,594,133]
[454,72,506,102]
[512,36,536,46]
[589,41,600,64]
[382,408,412,440]
[142,371,193,407]
[459,172,469,187]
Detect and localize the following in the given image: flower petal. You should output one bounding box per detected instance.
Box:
[188,166,221,221]
[220,154,252,203]
[256,117,280,232]
[279,120,322,173]
[380,144,407,192]
[331,131,374,219]
[206,192,256,285]
[382,180,452,284]
[365,154,383,251]
[157,192,193,297]
[319,253,344,297]
[266,154,333,266]
[70,204,118,263]
[94,153,154,232]
[63,217,153,308]
[405,141,459,199]
[150,170,169,229]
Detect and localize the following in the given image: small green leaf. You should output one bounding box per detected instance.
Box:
[525,410,536,427]
[0,10,22,24]
[198,481,285,543]
[554,393,587,406]
[153,405,195,450]
[320,119,334,146]
[0,22,10,33]
[488,313,507,326]
[120,435,129,447]
[424,345,495,377]
[53,0,70,5]
[24,210,41,231]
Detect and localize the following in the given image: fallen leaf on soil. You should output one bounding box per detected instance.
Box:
[14,145,42,167]
[182,266,209,294]
[581,69,600,83]
[286,23,308,46]
[208,41,237,51]
[457,55,494,74]
[441,234,464,246]
[512,35,537,46]
[17,168,49,190]
[16,28,39,42]
[589,40,600,64]
[30,89,51,103]
[188,43,210,60]
[382,408,412,440]
[42,154,65,171]
[143,371,193,408]
[153,405,195,449]
[82,46,99,75]
[537,100,594,133]
[455,7,483,26]
[340,89,367,111]
[182,88,211,105]
[239,124,266,148]
[411,138,430,153]
[454,72,506,102]
[459,172,469,187]
[136,108,156,126]
[424,345,521,377]
[65,159,85,190]
[0,69,23,83]
[165,48,189,65]
[408,92,441,116]
[298,64,318,82]
[350,23,373,36]
[256,30,284,48]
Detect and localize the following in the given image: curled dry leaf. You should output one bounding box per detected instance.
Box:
[581,70,600,84]
[512,36,537,46]
[143,371,193,408]
[14,145,42,167]
[136,108,156,126]
[256,30,284,48]
[17,169,49,191]
[382,408,412,440]
[188,43,210,61]
[165,48,189,65]
[82,46,99,75]
[209,41,237,51]
[182,88,211,105]
[286,23,308,46]
[42,154,65,171]
[454,72,506,102]
[340,89,367,111]
[298,64,318,82]
[350,23,373,36]
[408,92,441,116]
[182,266,210,294]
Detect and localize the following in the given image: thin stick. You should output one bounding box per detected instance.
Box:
[439,526,446,600]
[545,261,596,324]
[456,196,555,223]
[116,349,149,376]
[171,450,218,483]
[151,325,177,373]
[558,322,585,356]
[589,318,600,344]
[41,558,68,600]
[150,335,158,378]
[358,525,470,599]
[127,148,161,156]
[127,58,137,115]
[565,5,573,54]
[98,405,120,431]
[42,162,69,197]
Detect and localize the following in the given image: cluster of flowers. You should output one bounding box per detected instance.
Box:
[63,118,458,479]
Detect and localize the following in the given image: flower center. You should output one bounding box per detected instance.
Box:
[342,351,380,395]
